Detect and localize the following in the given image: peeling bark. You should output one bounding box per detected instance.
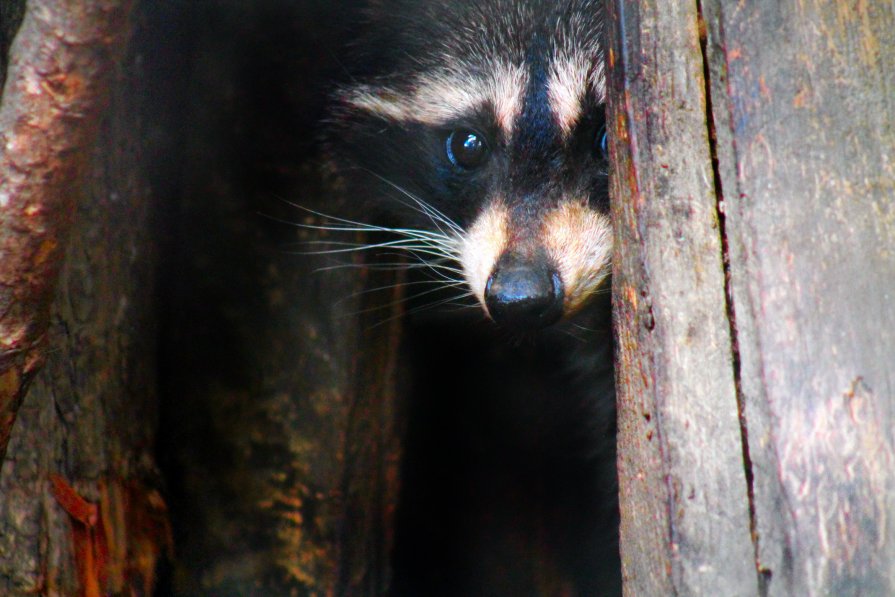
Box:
[0,0,134,466]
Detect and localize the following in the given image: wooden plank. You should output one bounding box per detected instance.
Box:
[606,0,758,594]
[702,1,895,594]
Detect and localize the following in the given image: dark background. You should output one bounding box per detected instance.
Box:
[139,1,368,593]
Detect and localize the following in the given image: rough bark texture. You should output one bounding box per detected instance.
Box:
[0,0,134,467]
[0,2,169,595]
[610,0,895,595]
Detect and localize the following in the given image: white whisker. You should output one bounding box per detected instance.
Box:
[362,169,465,236]
[289,238,457,257]
[314,261,461,274]
[271,189,476,324]
[366,289,478,329]
[333,279,466,309]
[400,291,477,318]
[348,281,469,317]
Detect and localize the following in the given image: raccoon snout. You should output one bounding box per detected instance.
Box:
[484,254,565,330]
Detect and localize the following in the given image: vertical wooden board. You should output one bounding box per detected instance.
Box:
[608,0,757,595]
[703,0,895,594]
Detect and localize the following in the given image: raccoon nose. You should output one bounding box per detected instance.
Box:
[484,259,564,329]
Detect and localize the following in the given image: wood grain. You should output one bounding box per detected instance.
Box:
[703,0,895,594]
[611,0,895,594]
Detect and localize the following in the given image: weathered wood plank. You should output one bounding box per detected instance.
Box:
[702,1,895,595]
[606,0,757,595]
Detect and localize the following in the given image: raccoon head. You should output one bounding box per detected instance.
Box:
[329,0,610,331]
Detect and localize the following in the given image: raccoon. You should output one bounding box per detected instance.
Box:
[324,0,618,594]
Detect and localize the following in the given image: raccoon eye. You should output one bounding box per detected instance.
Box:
[446,129,488,170]
[595,125,609,161]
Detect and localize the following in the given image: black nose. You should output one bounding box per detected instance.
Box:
[484,258,565,330]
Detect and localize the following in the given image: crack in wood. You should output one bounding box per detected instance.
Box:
[694,2,767,595]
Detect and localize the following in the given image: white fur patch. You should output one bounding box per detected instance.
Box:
[460,202,508,312]
[345,61,527,134]
[548,53,606,136]
[543,201,612,315]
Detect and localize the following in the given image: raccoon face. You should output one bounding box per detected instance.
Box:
[329,0,610,330]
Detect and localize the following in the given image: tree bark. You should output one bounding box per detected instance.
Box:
[0,0,133,467]
[609,0,895,595]
[0,1,170,595]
